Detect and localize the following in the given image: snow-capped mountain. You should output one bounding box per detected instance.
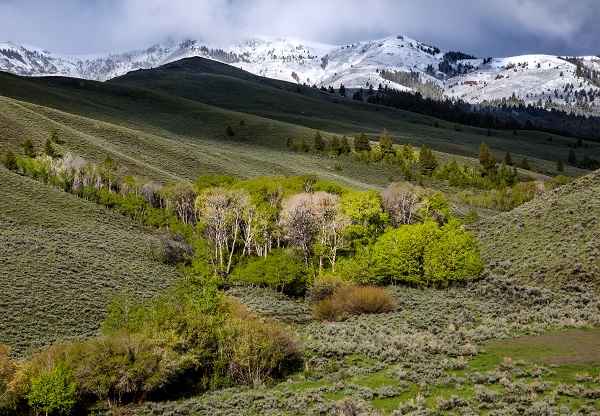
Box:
[1,35,599,114]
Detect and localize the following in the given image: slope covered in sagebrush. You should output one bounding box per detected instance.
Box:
[0,169,179,356]
[472,169,600,288]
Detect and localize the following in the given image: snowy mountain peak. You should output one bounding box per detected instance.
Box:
[1,35,599,115]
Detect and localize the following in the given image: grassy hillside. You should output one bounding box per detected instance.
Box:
[0,87,406,189]
[1,63,600,414]
[0,168,179,357]
[111,57,600,176]
[472,168,600,288]
[0,67,596,182]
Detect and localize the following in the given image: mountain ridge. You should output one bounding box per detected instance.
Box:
[2,35,599,115]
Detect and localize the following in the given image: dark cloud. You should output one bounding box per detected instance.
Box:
[0,0,598,57]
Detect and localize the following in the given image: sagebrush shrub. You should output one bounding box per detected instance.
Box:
[313,284,396,321]
[306,275,343,303]
[334,285,397,315]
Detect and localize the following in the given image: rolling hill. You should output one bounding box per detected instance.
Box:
[1,57,600,357]
[2,65,596,185]
[472,168,600,288]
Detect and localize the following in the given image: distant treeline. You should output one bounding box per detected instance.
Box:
[366,88,600,142]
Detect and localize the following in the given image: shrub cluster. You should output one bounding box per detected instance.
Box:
[338,219,484,286]
[0,281,301,414]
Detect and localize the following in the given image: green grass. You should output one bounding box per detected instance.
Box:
[482,328,600,386]
[0,169,179,357]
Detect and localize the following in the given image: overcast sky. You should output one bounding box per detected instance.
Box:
[0,0,598,57]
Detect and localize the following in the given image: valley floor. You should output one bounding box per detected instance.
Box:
[120,276,600,415]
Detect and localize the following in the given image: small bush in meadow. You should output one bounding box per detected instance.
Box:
[306,274,343,303]
[313,284,396,321]
[312,298,340,321]
[334,285,397,315]
[221,317,301,387]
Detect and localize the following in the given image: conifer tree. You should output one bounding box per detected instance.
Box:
[43,138,56,158]
[520,157,530,170]
[50,129,64,144]
[3,149,17,170]
[419,145,438,175]
[354,132,371,152]
[340,135,351,154]
[379,129,394,155]
[556,157,564,172]
[313,131,325,151]
[328,134,341,155]
[23,139,35,158]
[582,152,591,168]
[568,149,577,165]
[504,151,513,166]
[299,138,309,152]
[477,141,496,176]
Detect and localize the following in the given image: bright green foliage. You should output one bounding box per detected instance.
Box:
[339,134,351,154]
[422,219,485,285]
[369,220,483,286]
[26,360,77,416]
[371,222,435,284]
[422,191,452,224]
[311,180,349,195]
[43,139,56,158]
[478,141,497,176]
[353,132,371,152]
[195,174,236,192]
[337,246,380,285]
[340,190,387,243]
[3,149,17,171]
[378,129,394,155]
[313,131,325,151]
[23,139,36,158]
[230,249,310,296]
[101,291,146,334]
